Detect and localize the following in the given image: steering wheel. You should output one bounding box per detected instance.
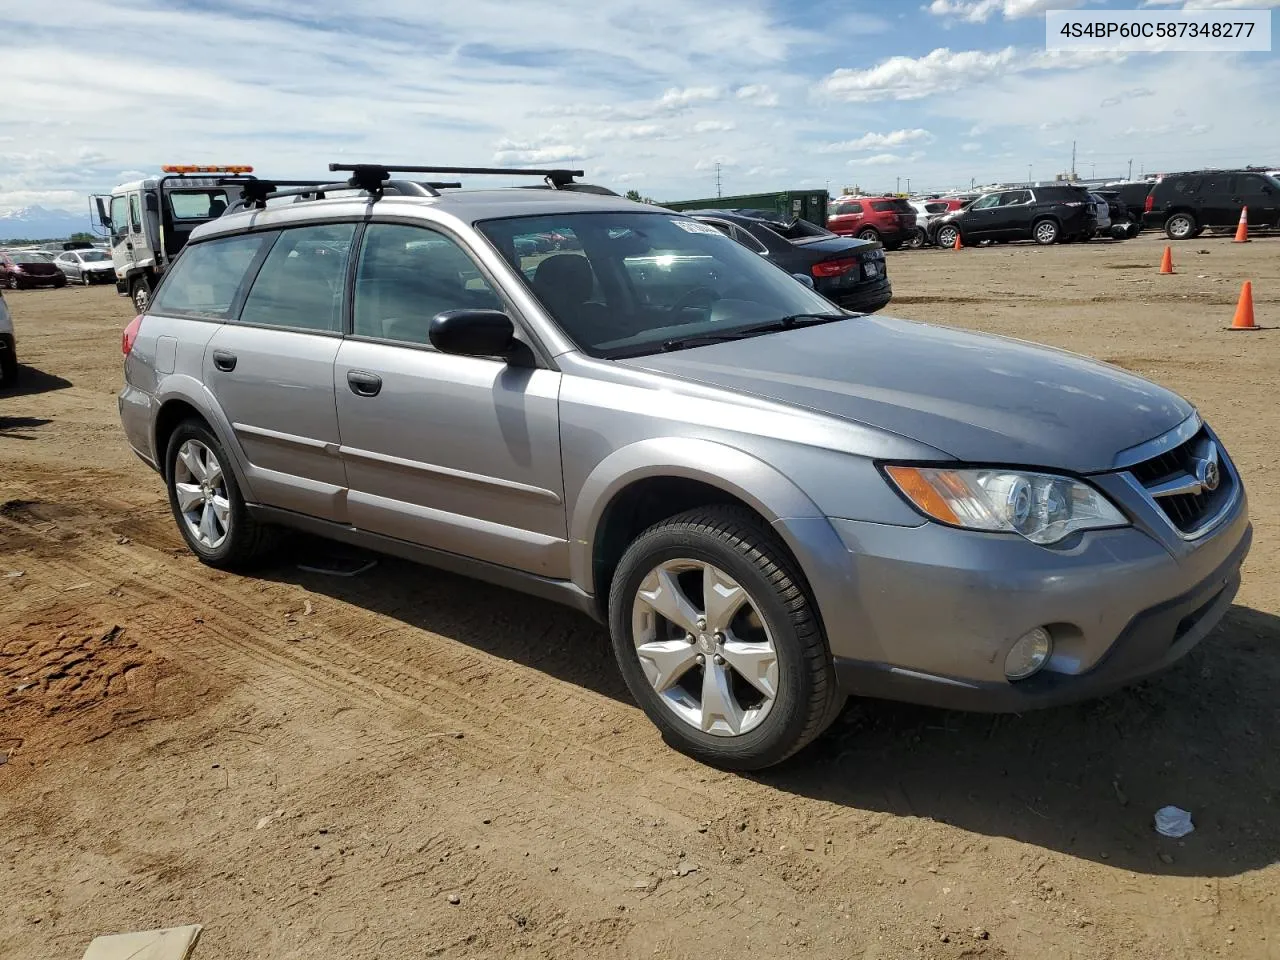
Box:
[668,285,718,315]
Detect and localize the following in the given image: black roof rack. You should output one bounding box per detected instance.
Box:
[329,162,587,189]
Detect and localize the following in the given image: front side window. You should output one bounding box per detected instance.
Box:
[80,250,110,262]
[999,190,1031,206]
[478,212,843,358]
[353,223,501,344]
[150,232,274,319]
[110,196,129,242]
[833,200,862,215]
[239,224,356,333]
[170,190,233,220]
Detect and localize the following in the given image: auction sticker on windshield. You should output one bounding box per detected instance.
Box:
[672,219,724,235]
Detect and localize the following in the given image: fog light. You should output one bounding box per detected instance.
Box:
[1005,627,1053,681]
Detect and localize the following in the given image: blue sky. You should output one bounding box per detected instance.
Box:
[1,0,1276,213]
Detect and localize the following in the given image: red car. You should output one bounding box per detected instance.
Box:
[827,196,917,250]
[0,251,66,289]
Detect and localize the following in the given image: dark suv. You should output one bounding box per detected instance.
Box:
[1143,170,1280,240]
[930,186,1097,247]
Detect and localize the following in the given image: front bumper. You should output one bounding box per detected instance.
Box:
[816,485,1251,712]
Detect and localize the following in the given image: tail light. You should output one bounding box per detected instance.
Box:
[122,315,142,356]
[1144,194,1154,213]
[812,257,858,278]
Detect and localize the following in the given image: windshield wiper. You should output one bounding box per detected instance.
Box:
[660,313,847,352]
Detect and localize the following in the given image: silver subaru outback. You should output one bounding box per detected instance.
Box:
[117,164,1251,770]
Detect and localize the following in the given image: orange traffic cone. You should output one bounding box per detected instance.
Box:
[1233,207,1250,243]
[1229,280,1258,331]
[1160,246,1174,274]
[952,230,963,251]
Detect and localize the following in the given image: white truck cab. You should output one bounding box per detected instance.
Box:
[94,164,255,311]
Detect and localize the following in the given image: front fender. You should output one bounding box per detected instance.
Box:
[569,436,826,579]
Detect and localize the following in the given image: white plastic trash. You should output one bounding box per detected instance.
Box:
[1154,805,1195,838]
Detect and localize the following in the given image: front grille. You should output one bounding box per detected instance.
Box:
[1128,427,1233,535]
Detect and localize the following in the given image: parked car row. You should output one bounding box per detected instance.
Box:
[0,247,116,288]
[841,168,1280,249]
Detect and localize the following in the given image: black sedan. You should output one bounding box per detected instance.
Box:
[687,209,892,313]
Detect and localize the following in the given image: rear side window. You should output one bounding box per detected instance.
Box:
[239,224,356,333]
[150,233,273,319]
[1171,177,1201,195]
[870,201,897,212]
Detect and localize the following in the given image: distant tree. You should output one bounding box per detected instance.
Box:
[624,189,643,202]
[68,231,96,242]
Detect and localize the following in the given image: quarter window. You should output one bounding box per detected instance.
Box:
[149,233,274,319]
[129,195,142,231]
[239,224,356,333]
[352,223,501,344]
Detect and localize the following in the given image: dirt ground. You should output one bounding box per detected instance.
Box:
[2,233,1277,960]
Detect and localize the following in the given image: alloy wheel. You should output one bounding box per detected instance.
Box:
[1035,221,1058,244]
[173,439,231,549]
[631,559,778,737]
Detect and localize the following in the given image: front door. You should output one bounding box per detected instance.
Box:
[199,224,356,521]
[333,221,567,577]
[963,193,1003,238]
[109,193,134,281]
[1232,174,1280,227]
[991,190,1032,238]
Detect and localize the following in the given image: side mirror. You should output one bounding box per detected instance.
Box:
[429,309,517,358]
[792,273,815,288]
[94,197,112,229]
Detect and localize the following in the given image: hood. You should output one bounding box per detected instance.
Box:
[618,315,1191,473]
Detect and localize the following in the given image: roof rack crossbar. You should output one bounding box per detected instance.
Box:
[328,162,585,187]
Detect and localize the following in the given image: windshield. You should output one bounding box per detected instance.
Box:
[79,250,110,262]
[478,212,843,358]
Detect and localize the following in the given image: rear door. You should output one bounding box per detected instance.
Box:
[334,221,567,576]
[55,252,81,282]
[199,223,356,521]
[1231,174,1279,227]
[1196,173,1233,227]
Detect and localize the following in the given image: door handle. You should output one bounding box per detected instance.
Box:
[212,349,237,372]
[346,370,382,397]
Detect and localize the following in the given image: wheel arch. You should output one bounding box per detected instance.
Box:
[570,438,837,621]
[152,378,255,499]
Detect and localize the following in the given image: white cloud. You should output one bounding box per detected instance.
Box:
[927,0,1085,23]
[1142,0,1280,8]
[492,139,588,164]
[735,84,779,106]
[1100,87,1155,107]
[960,142,982,152]
[849,153,906,166]
[582,123,671,142]
[820,128,934,152]
[819,46,1124,102]
[691,120,737,133]
[656,86,721,109]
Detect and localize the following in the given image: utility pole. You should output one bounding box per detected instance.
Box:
[905,177,910,194]
[714,162,722,198]
[1071,140,1076,179]
[1128,158,1133,181]
[1027,164,1032,184]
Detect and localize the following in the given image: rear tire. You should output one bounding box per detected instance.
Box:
[608,505,841,771]
[1165,212,1196,240]
[905,227,926,250]
[165,419,276,571]
[1032,219,1060,245]
[0,350,18,389]
[856,227,880,243]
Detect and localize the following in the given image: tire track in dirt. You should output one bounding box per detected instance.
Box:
[0,496,908,953]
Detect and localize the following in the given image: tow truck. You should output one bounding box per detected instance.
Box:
[92,164,258,311]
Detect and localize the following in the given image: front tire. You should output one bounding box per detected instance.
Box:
[1165,212,1196,240]
[607,506,842,770]
[1032,218,1060,245]
[935,224,960,248]
[0,350,18,388]
[165,420,275,570]
[130,277,152,313]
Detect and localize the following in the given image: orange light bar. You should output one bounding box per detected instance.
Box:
[161,164,254,174]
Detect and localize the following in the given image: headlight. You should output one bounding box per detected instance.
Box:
[884,466,1127,545]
